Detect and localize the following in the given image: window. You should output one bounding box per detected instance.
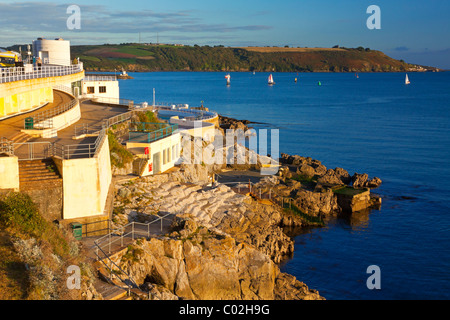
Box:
[99,86,107,93]
[87,86,95,94]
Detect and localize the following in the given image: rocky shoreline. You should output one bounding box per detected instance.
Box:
[99,113,383,300]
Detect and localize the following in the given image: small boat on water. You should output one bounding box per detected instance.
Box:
[318,81,322,86]
[225,74,231,86]
[405,74,410,85]
[268,74,275,85]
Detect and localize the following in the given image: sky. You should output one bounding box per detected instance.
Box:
[0,0,449,68]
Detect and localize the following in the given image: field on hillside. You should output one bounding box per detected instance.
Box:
[239,47,346,53]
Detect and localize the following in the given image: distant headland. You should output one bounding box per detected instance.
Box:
[56,43,440,73]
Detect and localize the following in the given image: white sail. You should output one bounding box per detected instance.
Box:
[405,74,410,85]
[225,74,230,85]
[268,74,274,84]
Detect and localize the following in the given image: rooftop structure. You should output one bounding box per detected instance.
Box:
[32,37,71,66]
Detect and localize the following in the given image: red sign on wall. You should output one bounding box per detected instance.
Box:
[149,163,153,172]
[144,147,150,155]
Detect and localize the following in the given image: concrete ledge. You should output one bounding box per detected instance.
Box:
[0,155,19,191]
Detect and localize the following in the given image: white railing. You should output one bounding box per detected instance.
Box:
[90,96,134,109]
[52,84,73,95]
[84,75,117,81]
[93,213,174,257]
[91,212,173,299]
[153,104,218,121]
[0,63,83,84]
[30,96,78,129]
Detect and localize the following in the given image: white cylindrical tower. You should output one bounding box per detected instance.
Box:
[32,38,71,66]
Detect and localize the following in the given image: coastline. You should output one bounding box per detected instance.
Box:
[101,111,383,300]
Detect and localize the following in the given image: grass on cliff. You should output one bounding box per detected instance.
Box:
[107,129,134,169]
[0,192,86,300]
[281,200,325,227]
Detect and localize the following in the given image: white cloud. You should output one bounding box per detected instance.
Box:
[0,2,272,46]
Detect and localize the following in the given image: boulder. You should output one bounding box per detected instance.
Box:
[310,161,327,176]
[352,173,369,188]
[334,167,352,184]
[296,164,315,179]
[294,188,339,216]
[367,177,382,189]
[317,169,344,187]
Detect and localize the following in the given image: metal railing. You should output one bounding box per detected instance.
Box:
[91,96,134,108]
[29,97,78,130]
[102,110,135,129]
[0,63,83,84]
[62,128,106,159]
[73,123,103,137]
[0,137,14,156]
[129,122,178,143]
[84,75,117,81]
[93,212,174,256]
[13,141,53,160]
[91,212,174,299]
[52,84,74,95]
[12,129,107,160]
[154,105,218,121]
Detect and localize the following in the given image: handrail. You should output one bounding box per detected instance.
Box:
[128,122,178,143]
[155,105,218,121]
[0,137,14,156]
[30,96,78,129]
[91,212,173,300]
[90,96,134,109]
[62,128,106,159]
[93,212,173,254]
[0,63,83,84]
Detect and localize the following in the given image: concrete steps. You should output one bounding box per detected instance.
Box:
[10,132,32,144]
[18,159,62,191]
[93,262,133,300]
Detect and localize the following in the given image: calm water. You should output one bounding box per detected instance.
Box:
[118,71,450,300]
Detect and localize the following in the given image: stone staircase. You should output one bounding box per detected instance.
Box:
[18,159,62,191]
[11,132,32,144]
[93,260,134,300]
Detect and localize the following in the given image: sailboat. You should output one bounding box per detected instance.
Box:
[225,74,230,86]
[405,74,410,85]
[268,74,275,85]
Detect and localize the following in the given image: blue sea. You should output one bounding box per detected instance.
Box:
[118,71,450,300]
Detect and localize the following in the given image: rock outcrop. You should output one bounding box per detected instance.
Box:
[276,153,382,215]
[114,170,298,263]
[111,220,323,300]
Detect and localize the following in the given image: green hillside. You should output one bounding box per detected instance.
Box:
[69,43,426,73]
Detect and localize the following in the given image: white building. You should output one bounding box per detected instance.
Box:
[81,75,120,101]
[32,38,71,66]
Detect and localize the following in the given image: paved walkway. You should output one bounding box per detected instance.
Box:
[0,91,131,157]
[0,90,72,141]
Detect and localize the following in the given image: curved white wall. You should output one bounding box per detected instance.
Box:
[33,38,71,66]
